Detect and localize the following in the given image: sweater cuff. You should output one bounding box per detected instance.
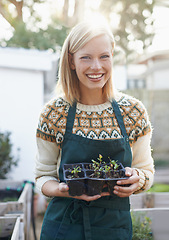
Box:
[133,168,146,194]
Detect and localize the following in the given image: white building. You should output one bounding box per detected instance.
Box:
[0,47,59,181]
[127,50,169,90]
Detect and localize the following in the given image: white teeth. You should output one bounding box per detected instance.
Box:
[87,74,103,79]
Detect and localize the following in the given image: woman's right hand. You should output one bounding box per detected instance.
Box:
[42,181,109,202]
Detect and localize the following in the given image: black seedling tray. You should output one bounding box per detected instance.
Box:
[63,164,86,196]
[85,170,105,196]
[63,162,129,196]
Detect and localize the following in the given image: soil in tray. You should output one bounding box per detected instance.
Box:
[86,179,105,196]
[63,163,83,171]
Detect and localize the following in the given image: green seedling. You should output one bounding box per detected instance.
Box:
[109,158,119,170]
[69,166,82,178]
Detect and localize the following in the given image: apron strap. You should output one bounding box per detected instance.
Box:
[75,201,92,240]
[65,102,77,136]
[111,100,128,138]
[55,200,73,240]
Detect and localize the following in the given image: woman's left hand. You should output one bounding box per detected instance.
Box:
[113,167,140,197]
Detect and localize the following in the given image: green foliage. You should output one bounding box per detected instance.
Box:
[109,158,119,170]
[0,131,19,179]
[99,0,155,63]
[148,183,169,192]
[1,197,18,202]
[70,166,82,178]
[1,0,168,61]
[131,212,153,240]
[1,20,68,51]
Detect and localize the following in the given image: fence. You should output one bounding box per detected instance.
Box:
[0,180,33,240]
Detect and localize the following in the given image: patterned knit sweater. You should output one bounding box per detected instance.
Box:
[35,92,154,194]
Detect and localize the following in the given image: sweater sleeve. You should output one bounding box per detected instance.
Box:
[34,101,62,194]
[35,137,60,193]
[131,131,155,193]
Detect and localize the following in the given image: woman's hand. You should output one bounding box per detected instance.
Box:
[42,181,110,202]
[113,167,140,197]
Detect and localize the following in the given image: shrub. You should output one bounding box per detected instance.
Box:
[0,131,19,179]
[131,212,153,240]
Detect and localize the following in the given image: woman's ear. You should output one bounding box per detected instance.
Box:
[68,53,75,70]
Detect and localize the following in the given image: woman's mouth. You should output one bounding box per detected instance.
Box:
[86,74,104,80]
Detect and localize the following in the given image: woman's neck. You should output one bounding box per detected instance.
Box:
[79,89,107,105]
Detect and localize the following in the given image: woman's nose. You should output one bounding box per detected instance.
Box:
[90,59,102,70]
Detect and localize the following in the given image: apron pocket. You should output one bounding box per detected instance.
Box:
[40,219,60,240]
[40,220,85,240]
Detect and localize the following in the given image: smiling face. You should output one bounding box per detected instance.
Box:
[69,34,113,103]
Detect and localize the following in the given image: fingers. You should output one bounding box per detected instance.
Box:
[125,167,132,177]
[73,191,110,201]
[59,182,69,192]
[74,194,102,202]
[114,168,140,197]
[114,182,139,197]
[100,192,110,197]
[116,173,139,187]
[58,183,109,200]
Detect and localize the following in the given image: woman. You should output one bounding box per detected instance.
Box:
[35,21,154,240]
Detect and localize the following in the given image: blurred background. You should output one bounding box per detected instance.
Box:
[0,1,169,239]
[0,0,169,181]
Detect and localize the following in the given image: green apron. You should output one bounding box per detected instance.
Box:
[40,100,132,240]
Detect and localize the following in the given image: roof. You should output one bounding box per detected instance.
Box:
[0,47,59,71]
[136,49,169,64]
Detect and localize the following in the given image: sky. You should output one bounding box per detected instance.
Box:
[0,3,169,53]
[150,6,169,52]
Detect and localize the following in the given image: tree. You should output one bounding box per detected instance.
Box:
[0,0,169,61]
[0,0,46,28]
[99,0,155,62]
[0,0,23,28]
[0,131,19,179]
[1,19,68,51]
[0,0,69,51]
[99,0,169,62]
[60,0,85,27]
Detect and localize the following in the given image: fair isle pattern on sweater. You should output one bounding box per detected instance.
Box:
[36,96,151,147]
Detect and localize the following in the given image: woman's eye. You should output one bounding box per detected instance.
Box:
[101,55,110,59]
[81,56,90,59]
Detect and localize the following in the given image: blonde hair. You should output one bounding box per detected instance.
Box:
[56,21,115,104]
